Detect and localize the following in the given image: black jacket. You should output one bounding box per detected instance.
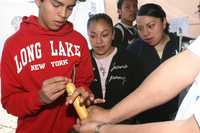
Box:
[127,33,193,123]
[113,23,139,50]
[90,48,140,123]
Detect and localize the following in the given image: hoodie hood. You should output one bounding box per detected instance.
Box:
[19,15,74,36]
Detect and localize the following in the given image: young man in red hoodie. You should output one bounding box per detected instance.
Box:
[1,0,94,133]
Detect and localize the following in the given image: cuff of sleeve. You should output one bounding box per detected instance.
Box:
[27,91,43,112]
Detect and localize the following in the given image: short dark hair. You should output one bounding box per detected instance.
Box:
[138,3,169,33]
[138,3,166,20]
[87,13,113,30]
[117,0,138,9]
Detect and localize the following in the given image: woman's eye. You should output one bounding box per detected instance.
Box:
[67,7,74,11]
[89,35,95,38]
[148,23,155,29]
[52,3,60,7]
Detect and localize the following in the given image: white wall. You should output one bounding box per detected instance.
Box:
[0,0,38,57]
[69,0,105,49]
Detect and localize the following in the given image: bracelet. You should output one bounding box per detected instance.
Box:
[94,123,108,133]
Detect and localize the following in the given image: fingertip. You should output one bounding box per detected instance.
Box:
[65,102,69,106]
[67,98,73,104]
[90,95,95,101]
[69,100,73,104]
[80,98,84,104]
[65,77,72,83]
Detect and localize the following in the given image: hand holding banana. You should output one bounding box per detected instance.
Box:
[66,83,88,120]
[66,83,106,120]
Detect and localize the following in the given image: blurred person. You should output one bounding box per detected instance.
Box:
[113,0,139,50]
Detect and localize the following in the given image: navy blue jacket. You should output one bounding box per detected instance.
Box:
[127,33,192,123]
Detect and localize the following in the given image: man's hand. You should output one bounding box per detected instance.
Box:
[65,84,106,105]
[65,86,95,106]
[39,76,71,105]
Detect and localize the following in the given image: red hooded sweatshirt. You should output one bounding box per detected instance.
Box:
[1,16,93,133]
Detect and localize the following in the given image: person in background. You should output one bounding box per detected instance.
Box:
[125,3,193,123]
[87,13,140,124]
[1,0,94,133]
[113,0,139,50]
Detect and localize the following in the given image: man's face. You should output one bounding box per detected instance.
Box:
[36,0,76,31]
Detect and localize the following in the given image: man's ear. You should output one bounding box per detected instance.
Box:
[163,18,167,30]
[35,0,42,7]
[117,9,122,18]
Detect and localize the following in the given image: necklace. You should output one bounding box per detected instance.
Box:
[99,63,106,76]
[95,56,110,78]
[93,48,118,99]
[93,48,117,77]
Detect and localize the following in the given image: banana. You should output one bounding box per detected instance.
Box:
[66,83,88,120]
